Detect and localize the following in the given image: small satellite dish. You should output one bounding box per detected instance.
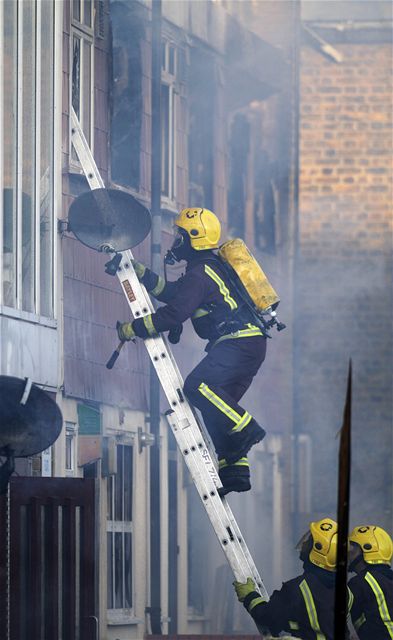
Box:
[68,188,151,252]
[0,376,62,458]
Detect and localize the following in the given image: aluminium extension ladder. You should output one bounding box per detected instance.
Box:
[70,108,269,602]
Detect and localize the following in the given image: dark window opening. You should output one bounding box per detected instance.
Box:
[188,48,215,209]
[254,149,277,254]
[109,1,144,191]
[228,113,250,239]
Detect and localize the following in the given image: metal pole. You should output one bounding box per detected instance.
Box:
[334,362,352,639]
[149,0,162,634]
[290,0,301,544]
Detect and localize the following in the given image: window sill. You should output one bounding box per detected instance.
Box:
[107,612,143,626]
[0,305,57,328]
[160,198,178,215]
[187,607,208,622]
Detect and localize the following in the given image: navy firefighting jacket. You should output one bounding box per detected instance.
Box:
[348,565,393,639]
[242,563,339,639]
[132,251,263,345]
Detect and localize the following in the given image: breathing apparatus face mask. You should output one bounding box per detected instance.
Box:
[164,229,191,264]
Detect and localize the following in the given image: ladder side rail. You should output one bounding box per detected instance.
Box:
[70,110,269,600]
[71,108,105,190]
[165,411,268,599]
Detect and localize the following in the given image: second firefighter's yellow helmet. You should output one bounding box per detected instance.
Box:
[175,207,221,250]
[349,525,393,565]
[309,518,338,572]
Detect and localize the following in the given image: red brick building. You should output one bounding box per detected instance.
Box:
[297,3,392,530]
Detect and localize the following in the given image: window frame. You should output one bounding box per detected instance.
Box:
[69,0,94,170]
[106,441,135,623]
[0,0,59,319]
[65,421,78,476]
[160,39,178,208]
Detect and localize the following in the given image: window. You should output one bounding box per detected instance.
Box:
[254,148,278,254]
[107,444,133,618]
[71,0,93,162]
[65,422,78,476]
[292,434,312,514]
[228,113,250,239]
[109,0,144,191]
[161,40,177,202]
[188,48,215,209]
[1,0,56,316]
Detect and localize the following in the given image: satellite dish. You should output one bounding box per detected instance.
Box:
[0,376,63,458]
[68,188,151,252]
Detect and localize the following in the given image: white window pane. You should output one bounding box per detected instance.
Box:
[114,444,124,521]
[73,0,81,23]
[65,434,73,470]
[124,532,132,608]
[84,0,92,28]
[21,0,36,313]
[168,45,175,75]
[82,39,92,144]
[39,0,54,317]
[107,532,114,608]
[72,35,81,117]
[2,1,17,307]
[161,84,170,196]
[114,531,123,608]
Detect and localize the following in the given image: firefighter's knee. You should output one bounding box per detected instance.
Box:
[183,374,201,405]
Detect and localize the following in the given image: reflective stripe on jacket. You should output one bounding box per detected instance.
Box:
[134,252,262,343]
[243,569,338,640]
[349,565,393,639]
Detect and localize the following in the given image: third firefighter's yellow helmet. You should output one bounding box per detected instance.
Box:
[349,525,393,565]
[309,518,338,572]
[175,207,221,250]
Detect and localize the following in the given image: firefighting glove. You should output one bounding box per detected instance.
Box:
[116,320,135,342]
[168,324,183,344]
[131,260,146,280]
[233,577,257,603]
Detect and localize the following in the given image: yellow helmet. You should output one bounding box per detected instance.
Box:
[309,518,338,572]
[349,526,393,565]
[175,208,221,250]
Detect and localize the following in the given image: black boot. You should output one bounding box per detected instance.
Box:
[225,418,266,465]
[218,457,251,497]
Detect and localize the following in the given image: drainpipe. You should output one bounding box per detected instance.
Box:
[290,0,301,545]
[148,0,162,634]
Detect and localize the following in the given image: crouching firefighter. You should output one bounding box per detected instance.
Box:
[117,207,269,496]
[234,518,344,639]
[348,525,393,639]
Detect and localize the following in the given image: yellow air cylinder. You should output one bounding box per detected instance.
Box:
[218,238,280,312]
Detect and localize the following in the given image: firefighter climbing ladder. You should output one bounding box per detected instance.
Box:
[70,109,269,601]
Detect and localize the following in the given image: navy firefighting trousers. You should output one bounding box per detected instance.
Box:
[183,336,267,459]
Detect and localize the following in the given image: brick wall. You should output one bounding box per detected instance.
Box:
[297,38,393,528]
[300,43,392,257]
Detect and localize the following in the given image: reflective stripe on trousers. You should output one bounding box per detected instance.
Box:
[198,382,252,432]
